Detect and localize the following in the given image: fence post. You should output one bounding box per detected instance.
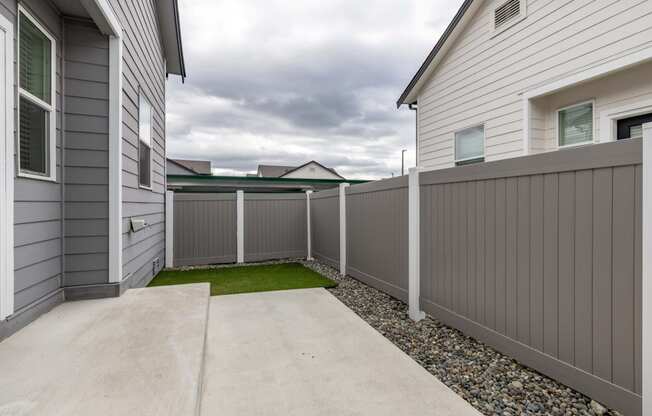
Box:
[339,183,349,276]
[408,167,425,322]
[165,191,174,268]
[643,122,652,416]
[236,190,244,263]
[306,190,313,261]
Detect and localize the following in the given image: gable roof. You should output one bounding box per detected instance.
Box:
[396,0,479,107]
[168,158,212,175]
[279,161,344,179]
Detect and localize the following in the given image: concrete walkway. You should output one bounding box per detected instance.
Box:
[0,284,210,416]
[201,288,481,416]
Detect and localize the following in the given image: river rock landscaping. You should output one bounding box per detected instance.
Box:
[301,259,620,416]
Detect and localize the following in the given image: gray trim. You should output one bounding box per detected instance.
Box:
[396,0,475,107]
[0,289,65,341]
[63,267,158,301]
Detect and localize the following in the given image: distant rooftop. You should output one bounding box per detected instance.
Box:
[168,158,212,175]
[256,161,343,179]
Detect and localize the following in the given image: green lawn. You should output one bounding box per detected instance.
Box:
[148,263,337,296]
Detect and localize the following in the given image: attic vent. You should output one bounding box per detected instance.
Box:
[494,0,521,29]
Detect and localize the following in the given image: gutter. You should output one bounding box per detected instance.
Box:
[172,0,186,80]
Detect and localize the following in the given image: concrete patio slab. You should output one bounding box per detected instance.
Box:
[0,284,210,416]
[201,288,481,416]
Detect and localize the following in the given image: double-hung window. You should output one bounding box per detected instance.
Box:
[454,125,485,166]
[18,7,56,180]
[138,92,153,188]
[557,101,594,148]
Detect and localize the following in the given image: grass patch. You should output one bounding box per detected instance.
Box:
[148,262,337,296]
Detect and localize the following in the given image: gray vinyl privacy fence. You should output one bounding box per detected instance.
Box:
[165,136,651,416]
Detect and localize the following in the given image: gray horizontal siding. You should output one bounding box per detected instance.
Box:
[419,139,642,416]
[173,194,237,267]
[346,176,408,302]
[107,0,167,285]
[310,188,339,269]
[244,194,306,262]
[6,0,64,311]
[63,19,109,287]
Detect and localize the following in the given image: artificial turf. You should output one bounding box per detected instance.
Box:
[148,262,337,296]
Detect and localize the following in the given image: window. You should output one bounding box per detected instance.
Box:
[138,93,152,188]
[557,102,594,148]
[18,7,55,180]
[455,125,485,166]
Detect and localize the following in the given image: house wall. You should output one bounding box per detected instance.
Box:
[108,0,167,288]
[1,0,65,315]
[417,0,652,170]
[530,60,652,151]
[63,19,110,287]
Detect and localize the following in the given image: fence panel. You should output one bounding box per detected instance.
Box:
[311,188,339,268]
[173,193,237,266]
[244,194,307,262]
[419,139,642,416]
[346,177,409,301]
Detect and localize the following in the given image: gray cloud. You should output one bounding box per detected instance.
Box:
[167,0,464,179]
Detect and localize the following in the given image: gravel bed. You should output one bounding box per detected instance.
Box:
[300,259,620,416]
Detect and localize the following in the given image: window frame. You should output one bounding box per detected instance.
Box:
[556,100,596,149]
[454,124,486,166]
[138,89,153,190]
[16,5,56,182]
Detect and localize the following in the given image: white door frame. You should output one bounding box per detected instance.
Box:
[0,13,14,321]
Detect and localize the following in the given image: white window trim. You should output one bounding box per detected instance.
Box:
[138,90,153,191]
[16,5,57,182]
[454,124,486,165]
[555,100,596,150]
[0,12,14,321]
[490,0,527,38]
[599,98,652,142]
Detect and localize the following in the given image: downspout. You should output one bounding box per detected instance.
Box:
[408,103,418,167]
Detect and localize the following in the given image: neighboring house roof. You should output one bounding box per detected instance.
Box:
[167,174,368,193]
[280,161,344,179]
[257,161,344,179]
[168,158,212,175]
[396,0,479,107]
[156,0,187,79]
[257,165,296,178]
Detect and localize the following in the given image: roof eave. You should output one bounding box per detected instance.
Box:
[396,0,477,108]
[157,0,187,80]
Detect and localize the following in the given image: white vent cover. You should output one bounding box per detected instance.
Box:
[494,0,521,29]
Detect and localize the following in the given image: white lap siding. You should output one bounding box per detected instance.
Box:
[417,0,652,170]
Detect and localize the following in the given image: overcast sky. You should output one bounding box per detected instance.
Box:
[166,0,464,179]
